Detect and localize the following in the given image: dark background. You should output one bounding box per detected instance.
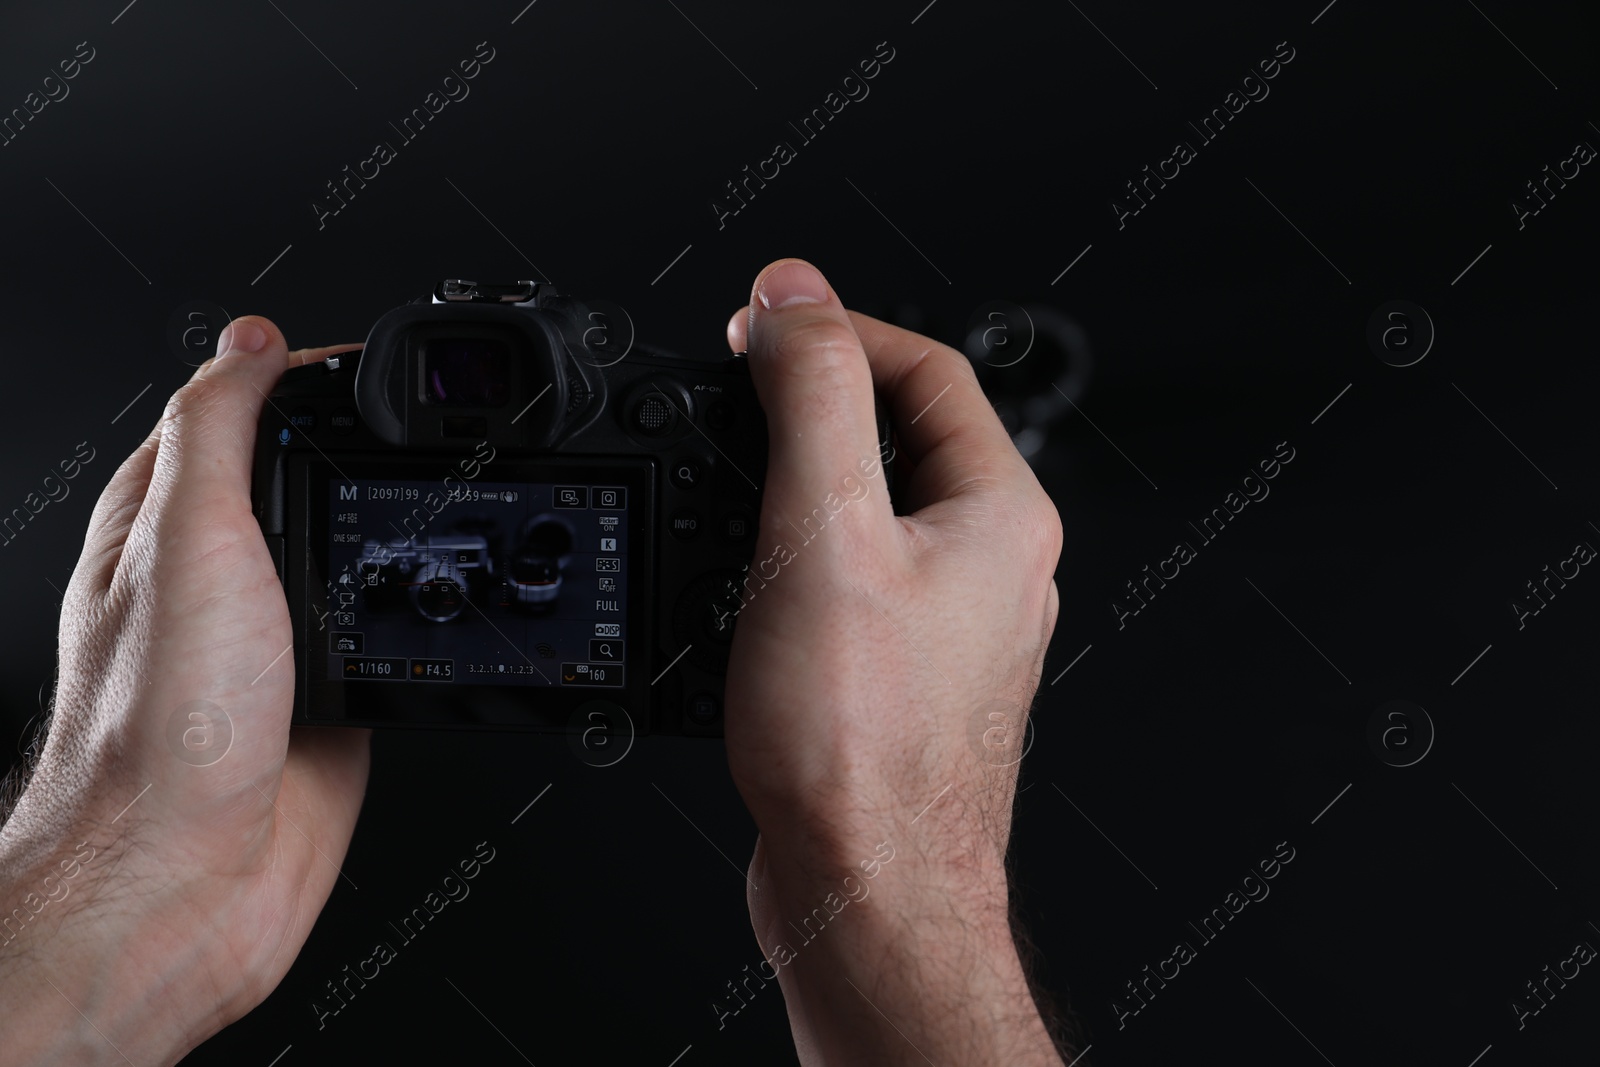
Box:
[2,0,1597,1063]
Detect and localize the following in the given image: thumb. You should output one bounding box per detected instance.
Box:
[136,315,292,528]
[744,260,891,538]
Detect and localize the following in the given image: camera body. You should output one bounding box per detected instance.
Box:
[252,280,779,737]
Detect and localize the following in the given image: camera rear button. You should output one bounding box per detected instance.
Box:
[670,509,702,540]
[670,459,702,490]
[330,407,358,435]
[722,509,753,543]
[632,395,678,436]
[686,692,721,726]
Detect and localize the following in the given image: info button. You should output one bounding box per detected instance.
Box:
[670,508,701,540]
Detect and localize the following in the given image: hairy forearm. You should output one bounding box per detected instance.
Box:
[763,852,1064,1067]
[0,935,199,1067]
[790,925,1061,1064]
[0,824,211,1065]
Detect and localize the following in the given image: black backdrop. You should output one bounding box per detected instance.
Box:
[2,0,1597,1063]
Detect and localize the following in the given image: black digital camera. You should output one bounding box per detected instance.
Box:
[253,280,790,738]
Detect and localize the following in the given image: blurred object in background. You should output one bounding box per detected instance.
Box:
[961,301,1094,465]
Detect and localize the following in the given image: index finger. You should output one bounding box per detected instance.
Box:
[845,309,1034,510]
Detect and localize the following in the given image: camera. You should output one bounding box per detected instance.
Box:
[252,279,880,737]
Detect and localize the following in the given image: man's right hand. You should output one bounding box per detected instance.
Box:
[722,259,1066,1065]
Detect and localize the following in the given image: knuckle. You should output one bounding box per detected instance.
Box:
[951,345,984,387]
[921,340,980,388]
[760,318,869,430]
[1022,491,1064,567]
[764,317,866,381]
[1039,494,1064,549]
[166,374,229,420]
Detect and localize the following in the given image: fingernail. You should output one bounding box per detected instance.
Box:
[757,261,829,310]
[216,318,267,356]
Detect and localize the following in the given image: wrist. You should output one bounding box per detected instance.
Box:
[772,896,1058,1066]
[0,911,204,1066]
[0,817,234,1064]
[752,837,1060,1066]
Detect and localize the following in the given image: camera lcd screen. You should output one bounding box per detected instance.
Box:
[321,476,631,688]
[424,338,511,407]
